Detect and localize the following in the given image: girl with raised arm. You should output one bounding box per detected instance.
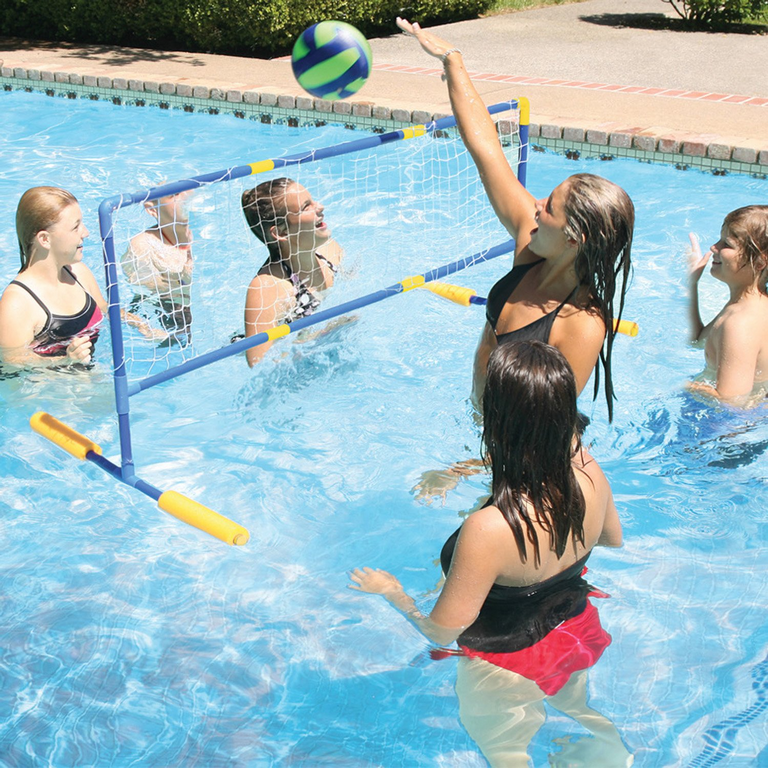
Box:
[396,19,634,420]
[688,205,768,403]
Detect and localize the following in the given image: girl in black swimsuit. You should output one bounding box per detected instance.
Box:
[350,341,630,765]
[0,186,107,368]
[240,177,344,367]
[397,19,634,423]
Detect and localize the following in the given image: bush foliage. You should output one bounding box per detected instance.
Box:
[1,0,493,57]
[662,0,767,25]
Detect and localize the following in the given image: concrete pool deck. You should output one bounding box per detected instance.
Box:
[1,0,767,165]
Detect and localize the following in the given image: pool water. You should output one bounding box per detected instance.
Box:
[1,90,767,767]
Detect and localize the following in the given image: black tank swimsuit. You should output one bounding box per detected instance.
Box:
[485,258,577,344]
[10,266,103,357]
[439,515,611,695]
[440,521,592,654]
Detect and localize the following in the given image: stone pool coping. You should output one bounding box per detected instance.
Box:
[2,53,767,178]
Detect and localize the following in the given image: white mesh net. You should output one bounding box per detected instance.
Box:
[104,107,525,381]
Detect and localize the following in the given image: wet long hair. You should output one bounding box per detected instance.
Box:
[562,173,634,421]
[241,177,295,264]
[16,186,78,271]
[482,340,586,567]
[723,205,768,294]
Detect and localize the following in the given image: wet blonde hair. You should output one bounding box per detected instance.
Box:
[16,186,78,271]
[723,205,768,294]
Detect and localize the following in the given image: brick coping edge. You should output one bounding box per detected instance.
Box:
[2,62,767,170]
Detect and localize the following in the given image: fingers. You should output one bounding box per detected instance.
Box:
[688,232,700,253]
[66,335,93,364]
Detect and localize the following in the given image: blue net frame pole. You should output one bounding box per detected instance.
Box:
[128,240,516,395]
[99,98,528,477]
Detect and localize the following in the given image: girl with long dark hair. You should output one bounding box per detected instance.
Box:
[350,341,630,764]
[397,19,634,421]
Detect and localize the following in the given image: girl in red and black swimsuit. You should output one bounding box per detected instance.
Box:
[0,186,106,368]
[350,341,632,765]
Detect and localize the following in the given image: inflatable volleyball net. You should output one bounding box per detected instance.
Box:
[31,99,529,544]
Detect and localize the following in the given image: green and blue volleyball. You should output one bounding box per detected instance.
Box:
[291,21,372,101]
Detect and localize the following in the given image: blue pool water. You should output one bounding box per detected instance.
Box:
[1,90,767,767]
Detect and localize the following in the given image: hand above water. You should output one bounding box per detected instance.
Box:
[348,567,403,596]
[396,17,458,61]
[687,232,711,285]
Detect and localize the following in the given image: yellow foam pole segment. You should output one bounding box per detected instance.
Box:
[400,275,426,292]
[30,412,102,461]
[401,125,427,140]
[422,282,477,307]
[614,319,639,337]
[517,97,530,126]
[249,159,276,175]
[266,324,291,342]
[158,491,250,546]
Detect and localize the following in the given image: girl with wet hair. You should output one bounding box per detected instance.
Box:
[350,341,628,765]
[397,19,634,422]
[688,204,768,402]
[240,177,344,366]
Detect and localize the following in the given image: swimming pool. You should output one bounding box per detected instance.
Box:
[1,90,767,767]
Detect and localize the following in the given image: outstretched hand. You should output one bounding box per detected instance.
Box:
[348,567,403,596]
[687,232,711,284]
[396,17,457,60]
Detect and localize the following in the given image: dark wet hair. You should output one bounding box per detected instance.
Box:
[562,173,634,421]
[16,186,79,271]
[241,177,295,262]
[723,205,768,294]
[482,340,586,567]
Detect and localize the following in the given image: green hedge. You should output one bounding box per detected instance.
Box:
[662,0,767,25]
[1,0,493,58]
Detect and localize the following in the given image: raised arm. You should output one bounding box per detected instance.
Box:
[687,233,711,343]
[396,18,536,244]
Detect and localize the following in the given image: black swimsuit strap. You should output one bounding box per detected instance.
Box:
[62,264,83,288]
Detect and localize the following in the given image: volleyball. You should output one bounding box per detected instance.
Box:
[291,21,372,101]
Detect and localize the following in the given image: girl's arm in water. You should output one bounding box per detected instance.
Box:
[396,18,536,250]
[349,510,503,645]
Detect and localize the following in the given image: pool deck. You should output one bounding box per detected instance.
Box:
[1,0,767,164]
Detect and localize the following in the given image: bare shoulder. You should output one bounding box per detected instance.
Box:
[0,280,32,314]
[0,281,42,346]
[461,504,515,552]
[245,273,294,313]
[556,305,606,342]
[573,447,609,491]
[247,272,292,295]
[317,238,344,266]
[716,302,763,348]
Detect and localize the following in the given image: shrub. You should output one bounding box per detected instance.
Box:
[662,0,768,26]
[1,0,494,58]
